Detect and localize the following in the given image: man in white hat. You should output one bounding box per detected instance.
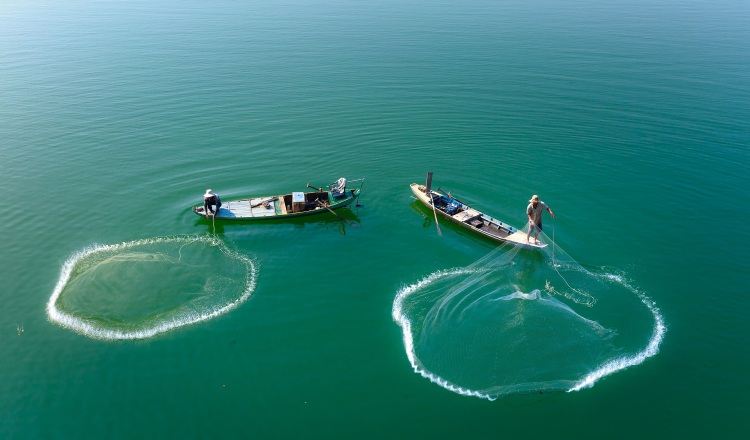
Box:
[526,194,554,245]
[203,189,222,219]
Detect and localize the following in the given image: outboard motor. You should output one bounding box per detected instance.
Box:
[331,177,347,198]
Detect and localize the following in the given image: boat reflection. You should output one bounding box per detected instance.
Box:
[194,207,362,236]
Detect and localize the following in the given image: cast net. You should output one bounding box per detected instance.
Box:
[47,235,257,340]
[393,225,665,399]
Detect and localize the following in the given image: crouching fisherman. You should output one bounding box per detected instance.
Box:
[203,189,222,219]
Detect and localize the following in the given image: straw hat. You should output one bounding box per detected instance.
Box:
[529,194,540,203]
[204,189,214,198]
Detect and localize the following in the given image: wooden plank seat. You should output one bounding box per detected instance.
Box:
[453,208,481,223]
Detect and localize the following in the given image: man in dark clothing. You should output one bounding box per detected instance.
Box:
[203,189,222,219]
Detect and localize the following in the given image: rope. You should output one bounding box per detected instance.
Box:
[547,217,596,306]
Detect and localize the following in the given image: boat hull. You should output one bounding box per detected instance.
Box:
[194,188,360,221]
[410,183,546,249]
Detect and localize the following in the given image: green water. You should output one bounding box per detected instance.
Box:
[2,0,749,438]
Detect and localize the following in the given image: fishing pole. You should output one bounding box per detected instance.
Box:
[430,191,443,237]
[425,172,442,237]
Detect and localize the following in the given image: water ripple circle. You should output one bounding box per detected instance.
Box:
[47,235,257,340]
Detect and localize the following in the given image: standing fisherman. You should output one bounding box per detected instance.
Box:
[526,194,554,245]
[203,189,222,219]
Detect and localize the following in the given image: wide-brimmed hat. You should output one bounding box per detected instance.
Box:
[204,189,214,198]
[529,194,540,203]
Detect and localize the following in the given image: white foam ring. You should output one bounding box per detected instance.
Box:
[393,267,666,400]
[568,274,666,392]
[47,235,257,340]
[392,267,497,401]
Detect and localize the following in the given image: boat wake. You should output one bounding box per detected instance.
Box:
[392,242,665,400]
[47,235,257,340]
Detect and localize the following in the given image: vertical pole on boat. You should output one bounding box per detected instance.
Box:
[426,172,442,237]
[355,178,364,207]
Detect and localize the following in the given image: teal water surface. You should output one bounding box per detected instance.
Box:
[2,0,749,438]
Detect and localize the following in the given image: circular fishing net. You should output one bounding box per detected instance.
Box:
[47,235,257,340]
[393,228,665,399]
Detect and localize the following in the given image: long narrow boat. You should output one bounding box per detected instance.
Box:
[410,176,547,249]
[193,178,363,221]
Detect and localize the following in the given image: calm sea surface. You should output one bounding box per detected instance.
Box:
[1,0,748,438]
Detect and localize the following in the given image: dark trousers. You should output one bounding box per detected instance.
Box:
[204,197,221,213]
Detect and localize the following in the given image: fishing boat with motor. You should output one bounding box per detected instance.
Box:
[410,173,547,249]
[193,178,363,221]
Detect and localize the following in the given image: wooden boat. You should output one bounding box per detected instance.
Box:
[193,178,362,221]
[410,176,547,249]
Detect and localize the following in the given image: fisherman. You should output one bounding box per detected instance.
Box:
[203,189,222,219]
[526,194,554,245]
